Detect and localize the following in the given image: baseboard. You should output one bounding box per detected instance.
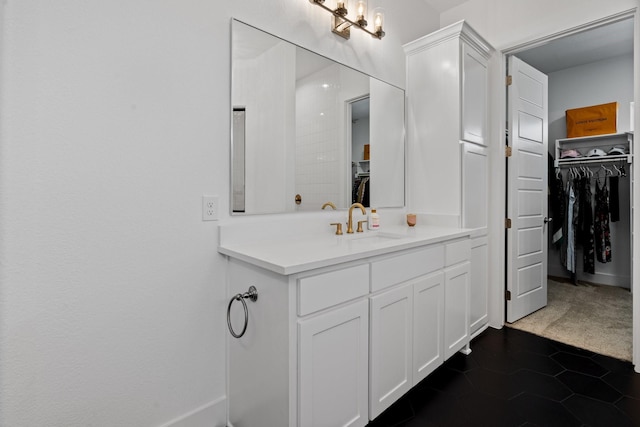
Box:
[158,395,227,427]
[548,267,631,289]
[470,323,489,340]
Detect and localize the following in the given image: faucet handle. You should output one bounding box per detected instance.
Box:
[357,220,367,233]
[330,222,343,235]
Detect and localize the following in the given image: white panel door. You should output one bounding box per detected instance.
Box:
[412,272,445,383]
[298,300,369,427]
[369,284,413,419]
[506,56,549,323]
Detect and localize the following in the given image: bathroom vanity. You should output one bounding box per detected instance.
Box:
[225,18,488,427]
[220,223,473,427]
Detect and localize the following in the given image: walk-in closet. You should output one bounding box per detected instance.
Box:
[508,17,634,361]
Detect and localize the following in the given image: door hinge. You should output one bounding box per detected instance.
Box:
[505,290,512,301]
[505,218,512,229]
[505,146,512,157]
[506,75,512,86]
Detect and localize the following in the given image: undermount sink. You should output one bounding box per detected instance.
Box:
[346,232,405,243]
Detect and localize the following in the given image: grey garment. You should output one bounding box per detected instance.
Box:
[560,181,568,268]
[566,183,577,273]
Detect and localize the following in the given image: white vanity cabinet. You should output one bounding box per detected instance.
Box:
[369,282,415,418]
[369,271,446,418]
[404,20,492,338]
[297,264,370,427]
[368,239,471,418]
[223,232,471,427]
[368,244,445,418]
[469,235,489,337]
[227,259,370,427]
[443,239,471,359]
[298,299,369,427]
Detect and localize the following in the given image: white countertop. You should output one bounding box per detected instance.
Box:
[218,225,472,275]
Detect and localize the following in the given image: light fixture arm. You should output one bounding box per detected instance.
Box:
[309,0,385,40]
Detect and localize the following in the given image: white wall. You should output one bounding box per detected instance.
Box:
[441,0,639,50]
[546,54,634,287]
[0,1,439,426]
[548,54,634,143]
[352,117,370,165]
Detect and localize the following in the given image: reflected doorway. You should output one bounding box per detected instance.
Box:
[349,96,371,207]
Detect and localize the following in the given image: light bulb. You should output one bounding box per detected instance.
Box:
[357,0,366,19]
[374,11,384,32]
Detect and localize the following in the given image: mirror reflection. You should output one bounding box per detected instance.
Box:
[231,20,405,215]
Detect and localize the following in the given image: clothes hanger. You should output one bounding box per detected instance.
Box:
[601,164,613,176]
[613,164,622,176]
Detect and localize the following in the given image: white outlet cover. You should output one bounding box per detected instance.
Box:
[202,195,219,221]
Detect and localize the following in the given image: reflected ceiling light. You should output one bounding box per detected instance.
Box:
[308,0,385,40]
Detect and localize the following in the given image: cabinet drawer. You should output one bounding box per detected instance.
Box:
[371,245,444,292]
[445,239,471,266]
[298,264,369,316]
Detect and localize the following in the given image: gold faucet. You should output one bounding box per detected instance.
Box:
[322,201,337,210]
[347,203,366,233]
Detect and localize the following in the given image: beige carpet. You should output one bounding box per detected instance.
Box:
[508,278,632,361]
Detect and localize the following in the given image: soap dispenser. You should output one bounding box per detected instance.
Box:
[368,209,380,230]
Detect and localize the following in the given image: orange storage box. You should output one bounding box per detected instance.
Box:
[566,102,618,138]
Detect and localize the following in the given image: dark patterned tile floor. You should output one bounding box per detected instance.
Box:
[367,327,640,427]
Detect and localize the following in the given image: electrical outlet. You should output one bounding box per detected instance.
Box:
[202,195,219,221]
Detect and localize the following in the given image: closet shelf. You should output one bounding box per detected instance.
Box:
[554,132,633,167]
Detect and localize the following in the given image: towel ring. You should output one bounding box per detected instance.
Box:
[227,286,258,338]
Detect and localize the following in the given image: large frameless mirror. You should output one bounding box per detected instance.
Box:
[231,19,405,215]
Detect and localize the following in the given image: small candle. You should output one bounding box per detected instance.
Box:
[407,213,416,227]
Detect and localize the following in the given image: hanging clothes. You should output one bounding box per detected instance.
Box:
[560,178,569,268]
[594,178,612,263]
[579,177,595,274]
[352,177,370,207]
[609,176,620,222]
[549,158,565,246]
[565,181,577,273]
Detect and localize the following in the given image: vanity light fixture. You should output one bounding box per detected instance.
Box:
[308,0,385,40]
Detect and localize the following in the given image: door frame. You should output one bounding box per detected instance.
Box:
[487,8,639,370]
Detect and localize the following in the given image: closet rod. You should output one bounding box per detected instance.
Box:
[556,157,631,167]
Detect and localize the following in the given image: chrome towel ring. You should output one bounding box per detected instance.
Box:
[227,286,258,338]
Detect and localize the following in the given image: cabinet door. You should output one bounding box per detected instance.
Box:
[444,262,470,359]
[462,143,488,229]
[461,42,488,145]
[413,271,445,384]
[470,236,489,337]
[369,284,413,419]
[298,300,369,427]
